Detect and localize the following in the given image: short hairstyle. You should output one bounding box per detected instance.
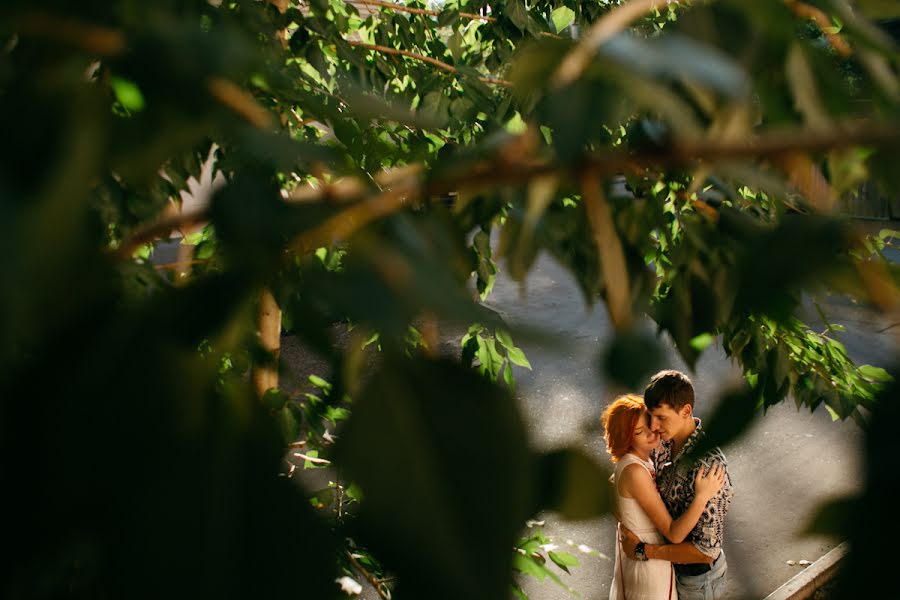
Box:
[643,370,694,412]
[601,394,646,462]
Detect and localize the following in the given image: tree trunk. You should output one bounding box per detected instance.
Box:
[252,287,282,400]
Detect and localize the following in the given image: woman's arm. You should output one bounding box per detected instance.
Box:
[619,463,723,544]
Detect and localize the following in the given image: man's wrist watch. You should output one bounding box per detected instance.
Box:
[634,542,649,561]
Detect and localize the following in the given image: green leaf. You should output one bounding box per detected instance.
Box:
[505,112,528,135]
[278,405,301,443]
[346,481,364,503]
[551,6,575,33]
[324,405,351,423]
[110,76,145,112]
[600,33,749,99]
[438,9,460,28]
[513,553,548,581]
[533,449,614,519]
[804,494,857,537]
[601,330,665,390]
[548,550,580,572]
[504,345,532,369]
[506,0,529,32]
[335,355,532,600]
[690,332,715,351]
[688,384,759,460]
[477,337,506,380]
[503,360,515,391]
[262,388,288,411]
[308,374,332,391]
[513,551,575,593]
[858,365,893,382]
[181,231,204,245]
[496,329,532,369]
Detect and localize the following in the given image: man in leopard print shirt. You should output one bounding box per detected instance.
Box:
[621,370,734,600]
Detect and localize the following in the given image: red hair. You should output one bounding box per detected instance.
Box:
[601,394,646,462]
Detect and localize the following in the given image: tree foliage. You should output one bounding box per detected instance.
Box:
[2,0,900,597]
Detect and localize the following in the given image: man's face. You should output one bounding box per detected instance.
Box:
[648,403,690,441]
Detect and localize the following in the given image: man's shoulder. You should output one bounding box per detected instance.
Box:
[691,446,729,471]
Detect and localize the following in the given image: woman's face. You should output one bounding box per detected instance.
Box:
[632,411,660,454]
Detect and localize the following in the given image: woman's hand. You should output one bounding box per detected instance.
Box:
[694,463,726,503]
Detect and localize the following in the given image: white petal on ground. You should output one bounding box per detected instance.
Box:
[526,519,545,527]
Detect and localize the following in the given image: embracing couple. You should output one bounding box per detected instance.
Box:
[602,370,734,600]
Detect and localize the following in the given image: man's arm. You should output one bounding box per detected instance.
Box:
[619,525,713,564]
[646,541,714,564]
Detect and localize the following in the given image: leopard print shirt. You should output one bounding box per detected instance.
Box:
[652,418,734,559]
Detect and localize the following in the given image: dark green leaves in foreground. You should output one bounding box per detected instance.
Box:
[335,355,533,600]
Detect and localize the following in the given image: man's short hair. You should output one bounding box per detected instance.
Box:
[644,370,694,412]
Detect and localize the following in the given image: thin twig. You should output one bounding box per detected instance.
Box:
[293,452,332,465]
[346,41,512,86]
[582,170,632,331]
[346,550,391,600]
[289,108,320,129]
[786,0,852,58]
[289,184,418,253]
[153,258,214,271]
[348,0,494,22]
[668,124,900,163]
[16,11,126,56]
[115,209,210,260]
[208,77,273,128]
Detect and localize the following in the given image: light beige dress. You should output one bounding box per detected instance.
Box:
[609,453,676,600]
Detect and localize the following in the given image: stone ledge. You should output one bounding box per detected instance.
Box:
[762,542,848,600]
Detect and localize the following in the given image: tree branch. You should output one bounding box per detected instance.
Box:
[345,550,391,600]
[153,258,213,271]
[115,122,900,261]
[583,171,632,331]
[207,77,273,128]
[346,41,512,86]
[292,452,332,465]
[115,209,210,260]
[786,0,852,58]
[348,0,495,23]
[289,184,419,253]
[16,11,126,56]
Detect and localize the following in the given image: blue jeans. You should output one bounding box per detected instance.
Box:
[675,551,727,600]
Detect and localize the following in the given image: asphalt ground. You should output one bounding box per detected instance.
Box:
[156,217,896,598]
[485,241,891,599]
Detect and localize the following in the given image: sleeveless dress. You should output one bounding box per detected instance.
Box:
[609,453,676,600]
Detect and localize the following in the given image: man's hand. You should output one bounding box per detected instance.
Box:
[619,524,640,560]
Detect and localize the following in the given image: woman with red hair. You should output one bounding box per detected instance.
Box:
[602,394,724,599]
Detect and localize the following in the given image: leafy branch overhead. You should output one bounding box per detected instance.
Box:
[3,0,900,598]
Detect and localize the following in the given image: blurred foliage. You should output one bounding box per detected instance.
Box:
[2,0,900,597]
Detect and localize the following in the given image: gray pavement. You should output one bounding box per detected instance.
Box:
[484,245,889,599]
[157,214,893,598]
